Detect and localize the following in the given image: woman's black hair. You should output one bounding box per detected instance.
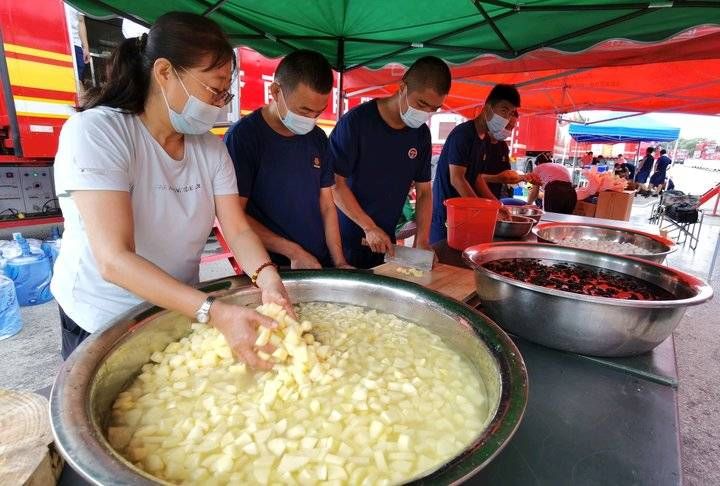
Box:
[79,11,236,113]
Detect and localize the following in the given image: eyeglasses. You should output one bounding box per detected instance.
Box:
[178,67,235,107]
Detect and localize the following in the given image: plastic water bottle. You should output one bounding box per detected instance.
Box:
[42,227,62,269]
[4,233,53,306]
[0,274,22,340]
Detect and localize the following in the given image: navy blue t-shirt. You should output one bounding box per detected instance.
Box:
[327,100,431,268]
[430,120,510,243]
[224,109,333,266]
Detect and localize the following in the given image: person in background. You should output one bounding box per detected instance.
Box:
[527,155,577,214]
[596,155,606,166]
[581,151,593,166]
[51,12,292,367]
[64,3,90,84]
[635,146,655,195]
[650,149,672,196]
[224,50,350,269]
[430,84,523,244]
[328,56,451,269]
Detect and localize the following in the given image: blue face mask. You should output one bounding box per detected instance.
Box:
[399,87,430,128]
[278,89,316,135]
[161,69,221,135]
[486,110,511,141]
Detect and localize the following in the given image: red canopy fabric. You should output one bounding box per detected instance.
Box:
[344,26,720,118]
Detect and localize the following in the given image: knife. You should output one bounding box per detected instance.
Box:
[383,244,434,272]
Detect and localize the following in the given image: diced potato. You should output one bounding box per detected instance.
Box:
[277,454,310,474]
[108,302,488,485]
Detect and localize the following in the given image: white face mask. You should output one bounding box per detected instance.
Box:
[277,89,316,135]
[161,69,221,135]
[486,109,511,141]
[399,88,430,129]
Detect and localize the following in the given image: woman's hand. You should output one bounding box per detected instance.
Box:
[256,268,297,320]
[210,301,277,370]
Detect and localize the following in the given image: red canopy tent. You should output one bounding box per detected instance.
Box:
[343,26,720,118]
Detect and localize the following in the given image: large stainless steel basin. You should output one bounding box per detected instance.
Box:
[50,270,528,485]
[464,242,713,357]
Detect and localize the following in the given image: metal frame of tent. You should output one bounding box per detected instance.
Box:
[78,0,720,117]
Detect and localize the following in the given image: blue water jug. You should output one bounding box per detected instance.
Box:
[42,227,62,269]
[0,274,22,340]
[4,233,53,306]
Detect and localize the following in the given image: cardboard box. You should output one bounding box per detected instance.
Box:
[595,190,634,221]
[573,200,596,217]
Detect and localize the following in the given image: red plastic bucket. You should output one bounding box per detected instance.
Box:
[445,197,502,250]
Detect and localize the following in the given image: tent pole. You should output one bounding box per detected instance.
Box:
[633,143,641,182]
[672,139,679,160]
[336,38,345,120]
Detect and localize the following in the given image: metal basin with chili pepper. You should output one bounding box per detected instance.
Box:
[463,242,713,357]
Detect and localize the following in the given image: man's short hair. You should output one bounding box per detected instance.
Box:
[660,149,667,155]
[646,147,655,154]
[403,56,452,95]
[485,84,521,108]
[275,49,333,94]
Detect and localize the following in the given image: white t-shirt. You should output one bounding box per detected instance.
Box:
[51,107,238,332]
[533,162,572,186]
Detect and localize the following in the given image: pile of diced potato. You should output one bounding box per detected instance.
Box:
[108,302,489,485]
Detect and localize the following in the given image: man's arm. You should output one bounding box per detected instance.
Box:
[78,15,90,63]
[413,182,432,250]
[238,197,321,269]
[319,187,350,267]
[527,184,540,205]
[332,175,393,255]
[449,165,479,198]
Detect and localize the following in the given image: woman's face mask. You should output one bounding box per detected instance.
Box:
[277,88,317,135]
[160,67,221,135]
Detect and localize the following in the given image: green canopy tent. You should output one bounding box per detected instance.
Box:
[67,0,720,113]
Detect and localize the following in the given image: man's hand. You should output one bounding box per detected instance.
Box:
[523,173,542,185]
[82,47,90,64]
[363,226,394,255]
[498,205,512,221]
[289,248,322,269]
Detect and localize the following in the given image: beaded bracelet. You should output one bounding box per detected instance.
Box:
[250,261,277,287]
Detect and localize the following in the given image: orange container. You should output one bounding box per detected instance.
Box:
[445,197,502,250]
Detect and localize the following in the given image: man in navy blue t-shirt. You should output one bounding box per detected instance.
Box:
[225,50,349,269]
[328,56,451,269]
[431,84,523,244]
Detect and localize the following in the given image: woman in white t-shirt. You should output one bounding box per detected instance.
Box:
[527,153,577,214]
[52,12,291,368]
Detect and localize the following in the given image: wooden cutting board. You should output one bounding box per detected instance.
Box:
[372,262,476,302]
[0,389,64,486]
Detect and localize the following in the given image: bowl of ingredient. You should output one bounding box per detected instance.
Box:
[507,205,544,224]
[494,215,535,239]
[463,242,712,357]
[50,270,527,485]
[533,222,676,263]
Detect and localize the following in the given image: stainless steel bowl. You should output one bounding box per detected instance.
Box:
[494,215,535,239]
[51,271,528,485]
[508,205,544,224]
[533,222,676,263]
[463,242,713,357]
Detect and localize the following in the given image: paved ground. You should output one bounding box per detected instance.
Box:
[0,165,718,484]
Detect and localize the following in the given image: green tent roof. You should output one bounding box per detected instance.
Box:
[67,1,720,70]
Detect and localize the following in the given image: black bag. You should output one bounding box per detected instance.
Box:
[666,203,698,223]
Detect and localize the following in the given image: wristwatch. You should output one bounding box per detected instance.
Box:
[195,296,215,324]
